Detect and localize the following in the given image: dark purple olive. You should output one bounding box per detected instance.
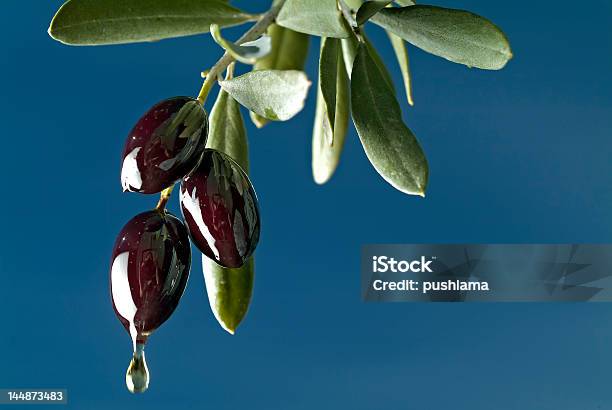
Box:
[121,97,208,194]
[110,210,191,346]
[180,149,260,268]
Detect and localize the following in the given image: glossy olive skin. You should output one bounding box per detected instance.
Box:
[110,210,191,345]
[180,149,261,268]
[121,97,208,194]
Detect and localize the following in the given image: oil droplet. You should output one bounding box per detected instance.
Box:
[126,343,149,393]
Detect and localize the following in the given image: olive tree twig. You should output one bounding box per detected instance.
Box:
[196,0,287,104]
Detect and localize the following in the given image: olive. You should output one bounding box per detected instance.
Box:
[121,97,208,194]
[110,210,191,345]
[180,149,260,268]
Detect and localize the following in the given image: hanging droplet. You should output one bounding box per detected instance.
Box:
[126,343,149,394]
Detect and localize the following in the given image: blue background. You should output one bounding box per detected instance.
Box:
[1,0,612,408]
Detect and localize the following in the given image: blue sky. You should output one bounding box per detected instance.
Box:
[1,0,612,408]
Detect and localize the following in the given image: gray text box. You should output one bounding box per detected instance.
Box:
[362,244,612,302]
[0,389,67,405]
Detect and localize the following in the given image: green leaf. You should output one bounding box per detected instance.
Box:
[356,1,392,26]
[277,0,351,38]
[207,87,249,171]
[319,37,342,139]
[210,24,271,65]
[203,255,254,335]
[48,0,253,46]
[203,88,252,334]
[254,24,310,71]
[371,5,512,70]
[220,70,311,121]
[343,0,364,9]
[341,33,394,96]
[351,43,428,196]
[313,40,350,185]
[341,37,358,78]
[386,31,414,106]
[250,24,310,128]
[394,0,415,6]
[364,35,396,95]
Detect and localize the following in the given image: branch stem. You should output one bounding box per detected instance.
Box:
[196,0,287,105]
[157,2,286,209]
[338,0,357,28]
[156,185,175,212]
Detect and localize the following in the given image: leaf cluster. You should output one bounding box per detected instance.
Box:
[48,0,512,196]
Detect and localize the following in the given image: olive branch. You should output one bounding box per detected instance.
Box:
[48,0,512,392]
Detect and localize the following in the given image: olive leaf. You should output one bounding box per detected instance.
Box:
[250,24,310,128]
[351,43,428,196]
[202,253,254,335]
[371,5,513,70]
[210,24,271,65]
[207,87,249,171]
[277,0,351,38]
[360,0,414,105]
[386,31,414,105]
[254,25,310,72]
[312,40,350,185]
[319,37,342,139]
[356,1,392,25]
[342,0,364,9]
[48,0,253,46]
[219,70,311,121]
[395,0,415,6]
[341,33,395,96]
[341,37,358,78]
[203,86,253,335]
[364,36,396,95]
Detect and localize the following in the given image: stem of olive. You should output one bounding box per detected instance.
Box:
[156,185,174,212]
[196,0,287,105]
